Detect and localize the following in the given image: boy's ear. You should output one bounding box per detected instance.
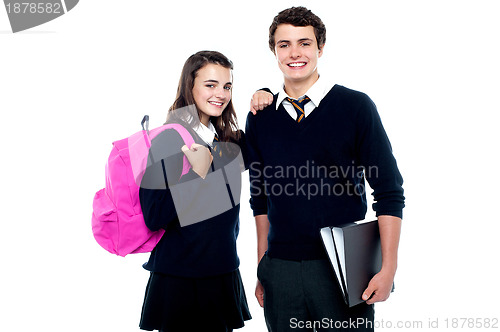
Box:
[318,43,325,57]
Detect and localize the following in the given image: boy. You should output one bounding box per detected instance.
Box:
[246,6,404,332]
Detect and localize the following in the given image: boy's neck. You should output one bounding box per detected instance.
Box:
[283,72,320,99]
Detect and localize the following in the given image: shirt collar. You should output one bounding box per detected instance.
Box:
[276,75,331,110]
[193,121,217,146]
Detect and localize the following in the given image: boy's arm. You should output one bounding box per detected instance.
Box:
[245,109,269,217]
[362,215,401,304]
[355,93,405,304]
[245,110,270,307]
[256,214,270,263]
[255,214,270,308]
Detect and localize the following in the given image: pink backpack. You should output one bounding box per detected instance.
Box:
[92,115,195,257]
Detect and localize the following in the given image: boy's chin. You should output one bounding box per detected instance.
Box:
[285,74,313,83]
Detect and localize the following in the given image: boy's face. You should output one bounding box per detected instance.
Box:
[273,24,323,86]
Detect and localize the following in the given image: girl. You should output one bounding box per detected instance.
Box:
[138,51,251,332]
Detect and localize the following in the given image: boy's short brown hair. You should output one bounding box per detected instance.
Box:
[269,6,326,52]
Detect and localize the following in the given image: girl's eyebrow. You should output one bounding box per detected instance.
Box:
[204,80,232,85]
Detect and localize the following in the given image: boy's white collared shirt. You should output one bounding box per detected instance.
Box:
[276,76,334,120]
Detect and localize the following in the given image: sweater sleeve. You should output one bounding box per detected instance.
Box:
[258,87,273,94]
[236,129,250,171]
[245,111,268,216]
[355,94,405,219]
[139,129,201,231]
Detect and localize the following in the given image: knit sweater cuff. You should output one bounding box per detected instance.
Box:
[375,210,403,220]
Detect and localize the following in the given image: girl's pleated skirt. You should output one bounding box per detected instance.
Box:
[139,269,251,332]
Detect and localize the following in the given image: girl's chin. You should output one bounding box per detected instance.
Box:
[200,111,223,120]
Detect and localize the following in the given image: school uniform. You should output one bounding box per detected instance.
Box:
[139,120,251,332]
[246,78,405,331]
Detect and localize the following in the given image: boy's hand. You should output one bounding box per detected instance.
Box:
[362,269,395,305]
[250,90,273,115]
[255,280,265,308]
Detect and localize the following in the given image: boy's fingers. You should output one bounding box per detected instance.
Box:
[362,284,375,302]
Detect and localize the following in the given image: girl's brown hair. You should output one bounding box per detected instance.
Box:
[166,51,240,142]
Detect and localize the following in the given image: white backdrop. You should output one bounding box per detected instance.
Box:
[1,1,499,331]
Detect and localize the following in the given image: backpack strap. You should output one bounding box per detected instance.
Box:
[141,117,196,179]
[162,123,195,178]
[141,115,150,133]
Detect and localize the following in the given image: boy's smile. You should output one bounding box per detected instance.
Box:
[274,24,323,96]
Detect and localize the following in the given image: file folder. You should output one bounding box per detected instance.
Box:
[320,220,391,307]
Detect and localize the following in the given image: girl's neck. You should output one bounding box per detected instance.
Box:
[199,114,210,127]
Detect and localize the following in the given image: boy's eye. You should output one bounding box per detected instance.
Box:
[279,44,288,48]
[301,42,311,47]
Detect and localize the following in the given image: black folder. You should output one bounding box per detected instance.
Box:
[320,220,390,307]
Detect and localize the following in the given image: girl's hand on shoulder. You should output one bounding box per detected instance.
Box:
[250,90,274,115]
[181,143,213,179]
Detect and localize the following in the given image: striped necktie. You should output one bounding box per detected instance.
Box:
[213,134,222,157]
[286,96,311,123]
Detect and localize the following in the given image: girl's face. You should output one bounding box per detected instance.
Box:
[192,63,233,126]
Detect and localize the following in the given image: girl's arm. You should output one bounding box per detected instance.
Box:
[139,129,203,231]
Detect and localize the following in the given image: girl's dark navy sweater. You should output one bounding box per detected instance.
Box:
[139,126,247,277]
[245,85,405,261]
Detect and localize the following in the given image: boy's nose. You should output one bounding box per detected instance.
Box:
[290,46,302,58]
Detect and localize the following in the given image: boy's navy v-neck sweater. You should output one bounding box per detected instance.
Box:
[245,85,405,261]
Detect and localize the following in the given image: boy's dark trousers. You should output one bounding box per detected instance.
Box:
[257,254,374,332]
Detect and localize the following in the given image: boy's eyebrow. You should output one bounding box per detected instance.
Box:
[276,37,314,44]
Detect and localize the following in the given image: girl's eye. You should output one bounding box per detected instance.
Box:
[224,86,232,91]
[206,84,215,88]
